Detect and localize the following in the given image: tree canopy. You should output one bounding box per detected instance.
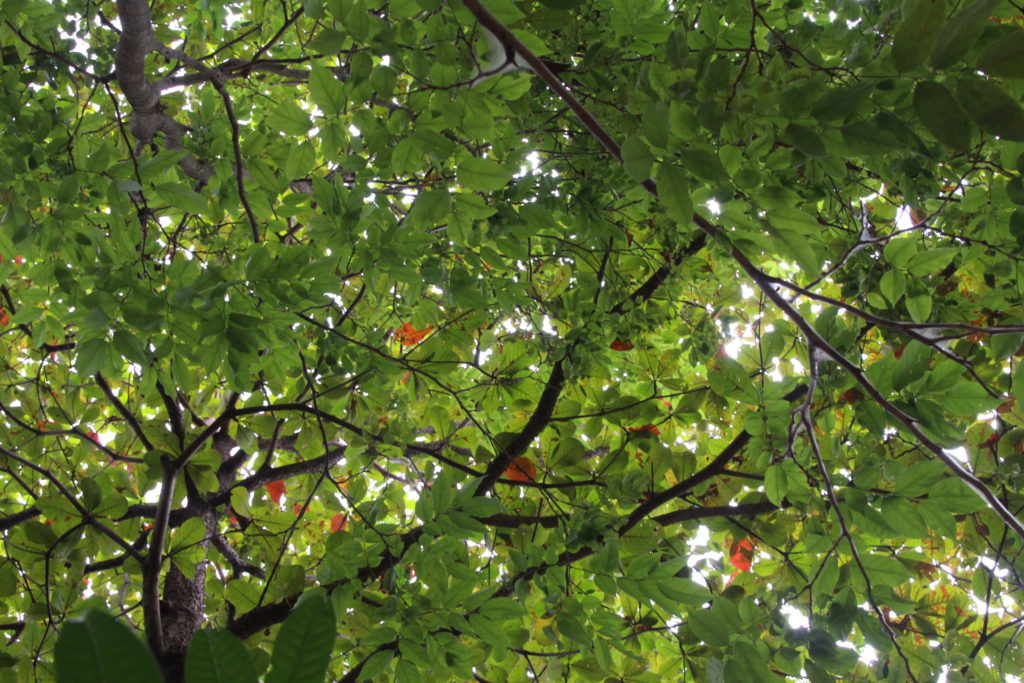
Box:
[3,0,1024,680]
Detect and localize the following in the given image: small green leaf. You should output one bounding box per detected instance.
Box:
[679,147,730,183]
[309,63,346,117]
[266,593,336,683]
[913,81,972,151]
[879,269,906,305]
[185,629,258,683]
[267,100,312,136]
[928,478,986,513]
[154,183,208,215]
[906,247,957,276]
[55,610,162,683]
[621,136,655,183]
[656,163,693,225]
[764,461,791,506]
[468,613,511,648]
[810,81,875,121]
[783,123,827,158]
[894,460,947,498]
[880,497,930,539]
[940,382,1003,416]
[931,0,998,70]
[978,29,1024,78]
[859,554,913,587]
[75,338,111,377]
[456,157,513,191]
[956,77,1024,142]
[906,293,932,323]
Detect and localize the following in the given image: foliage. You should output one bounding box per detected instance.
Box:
[2,0,1024,680]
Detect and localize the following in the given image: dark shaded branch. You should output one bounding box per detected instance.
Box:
[0,508,41,532]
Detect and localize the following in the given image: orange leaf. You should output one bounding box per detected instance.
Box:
[0,309,8,326]
[609,339,634,351]
[504,456,537,483]
[331,513,348,533]
[393,322,433,347]
[729,537,755,572]
[265,480,286,504]
[628,424,661,436]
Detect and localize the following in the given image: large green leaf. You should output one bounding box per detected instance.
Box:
[956,77,1024,141]
[621,135,655,183]
[977,29,1024,79]
[931,0,998,70]
[309,63,346,117]
[185,629,259,683]
[456,157,514,191]
[266,593,336,683]
[892,0,948,72]
[54,610,161,683]
[913,81,972,151]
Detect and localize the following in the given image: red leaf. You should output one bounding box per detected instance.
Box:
[609,339,634,351]
[331,513,348,533]
[265,480,286,504]
[504,456,537,483]
[729,537,755,572]
[393,322,433,347]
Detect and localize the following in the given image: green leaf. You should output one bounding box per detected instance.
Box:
[656,163,693,225]
[956,77,1024,142]
[54,610,161,683]
[456,157,513,191]
[621,136,655,183]
[906,293,932,323]
[978,29,1024,78]
[930,0,998,70]
[266,593,336,683]
[913,81,972,151]
[859,554,913,587]
[267,100,312,136]
[75,338,111,377]
[467,613,511,648]
[928,478,986,513]
[679,147,730,183]
[894,460,948,498]
[154,183,208,215]
[185,629,258,683]
[892,0,949,72]
[764,461,792,506]
[783,123,827,158]
[708,357,755,402]
[906,247,957,276]
[810,81,875,121]
[880,497,930,539]
[940,382,1003,416]
[309,63,346,117]
[538,0,585,9]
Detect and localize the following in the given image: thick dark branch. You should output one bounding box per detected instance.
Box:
[114,0,211,181]
[478,360,565,494]
[229,526,425,639]
[0,508,41,532]
[620,384,807,534]
[211,534,264,578]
